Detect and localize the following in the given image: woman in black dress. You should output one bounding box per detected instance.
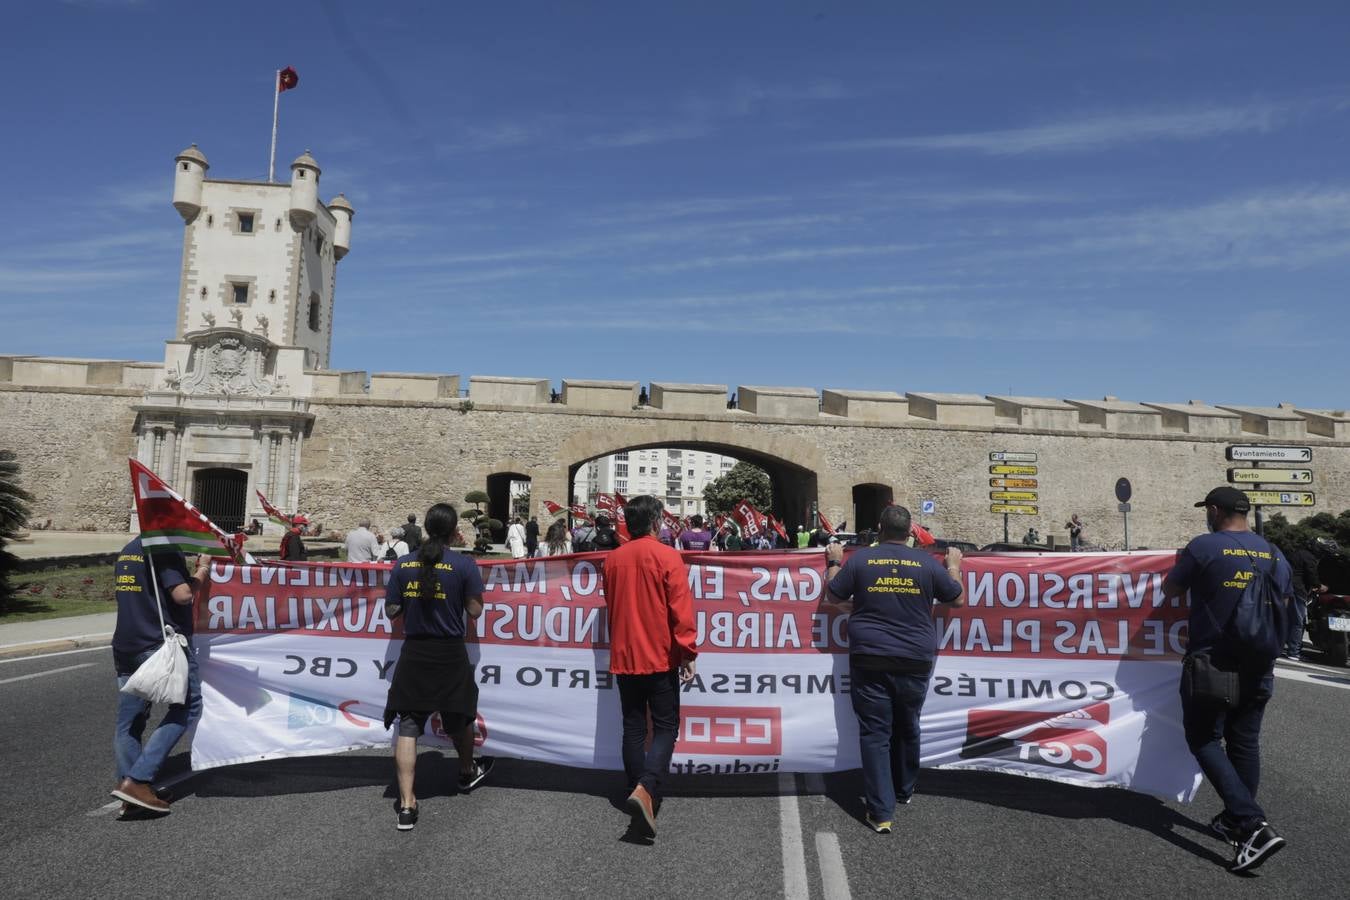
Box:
[383,502,493,830]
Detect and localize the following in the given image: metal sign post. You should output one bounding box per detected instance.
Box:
[1225,445,1317,538]
[1115,478,1132,551]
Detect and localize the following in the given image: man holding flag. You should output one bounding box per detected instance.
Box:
[113,460,240,815]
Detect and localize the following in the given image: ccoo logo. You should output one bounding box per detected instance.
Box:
[960,702,1111,775]
[674,706,782,756]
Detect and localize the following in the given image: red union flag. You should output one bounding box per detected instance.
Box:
[256,489,292,526]
[911,523,936,547]
[817,510,836,535]
[767,515,789,542]
[661,508,683,534]
[131,458,240,558]
[277,66,299,92]
[732,499,767,537]
[569,504,592,521]
[542,500,567,518]
[595,493,617,513]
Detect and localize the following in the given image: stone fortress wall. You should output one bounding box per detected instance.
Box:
[3,352,1348,550]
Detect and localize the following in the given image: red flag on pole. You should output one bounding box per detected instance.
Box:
[569,504,592,522]
[131,459,250,561]
[731,499,767,538]
[256,489,292,527]
[278,66,299,92]
[817,510,836,535]
[542,500,567,518]
[911,523,936,547]
[768,515,789,542]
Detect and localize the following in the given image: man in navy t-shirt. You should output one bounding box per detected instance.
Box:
[110,537,208,816]
[1163,486,1293,873]
[826,505,964,833]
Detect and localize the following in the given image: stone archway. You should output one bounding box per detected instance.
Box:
[851,482,895,535]
[556,423,827,528]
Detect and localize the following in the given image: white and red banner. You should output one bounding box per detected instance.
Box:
[189,551,1201,801]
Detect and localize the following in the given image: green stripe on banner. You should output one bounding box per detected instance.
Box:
[142,536,230,555]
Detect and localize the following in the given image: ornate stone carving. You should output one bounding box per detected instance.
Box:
[201,311,216,327]
[178,332,287,396]
[229,307,245,326]
[254,314,269,335]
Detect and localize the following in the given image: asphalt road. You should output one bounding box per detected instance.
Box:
[2,647,1348,899]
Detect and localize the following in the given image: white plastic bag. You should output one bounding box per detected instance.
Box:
[120,627,190,705]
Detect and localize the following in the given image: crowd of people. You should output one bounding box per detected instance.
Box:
[109,486,1295,872]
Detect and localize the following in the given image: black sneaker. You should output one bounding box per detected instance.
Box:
[458,757,495,792]
[1210,812,1242,845]
[1230,822,1285,873]
[395,801,418,832]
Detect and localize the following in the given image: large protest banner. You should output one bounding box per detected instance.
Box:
[190,551,1202,801]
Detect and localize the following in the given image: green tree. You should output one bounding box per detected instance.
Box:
[702,461,772,516]
[0,451,34,615]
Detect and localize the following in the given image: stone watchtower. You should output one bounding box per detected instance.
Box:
[131,144,355,532]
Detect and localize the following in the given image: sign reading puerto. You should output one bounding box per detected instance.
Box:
[1227,468,1313,485]
[1225,445,1312,463]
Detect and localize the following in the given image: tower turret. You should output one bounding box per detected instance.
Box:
[288,150,320,229]
[172,144,208,222]
[328,194,354,260]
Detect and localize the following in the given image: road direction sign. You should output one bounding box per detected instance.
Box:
[990,490,1038,502]
[990,503,1038,515]
[1115,477,1132,503]
[990,451,1038,463]
[1242,490,1315,507]
[990,465,1038,476]
[1227,468,1313,485]
[920,499,936,515]
[1226,445,1312,463]
[990,477,1038,489]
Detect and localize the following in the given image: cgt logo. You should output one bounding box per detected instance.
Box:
[675,706,782,756]
[428,712,489,748]
[286,693,369,730]
[960,702,1110,775]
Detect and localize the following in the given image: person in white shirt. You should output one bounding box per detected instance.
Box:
[506,517,528,559]
[379,526,411,561]
[345,519,381,562]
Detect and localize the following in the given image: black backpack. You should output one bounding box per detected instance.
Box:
[574,526,597,552]
[1222,536,1288,661]
[593,528,620,551]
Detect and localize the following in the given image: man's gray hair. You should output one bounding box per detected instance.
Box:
[359,518,372,529]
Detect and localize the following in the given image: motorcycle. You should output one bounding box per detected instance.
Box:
[1307,537,1350,667]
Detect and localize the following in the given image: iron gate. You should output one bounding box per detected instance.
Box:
[193,467,247,533]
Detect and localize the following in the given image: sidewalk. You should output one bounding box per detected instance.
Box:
[0,612,116,659]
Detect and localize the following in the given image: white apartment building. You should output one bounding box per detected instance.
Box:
[573,449,737,517]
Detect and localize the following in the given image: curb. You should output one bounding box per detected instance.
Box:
[0,634,112,660]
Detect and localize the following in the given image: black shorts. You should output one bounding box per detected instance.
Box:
[396,711,474,738]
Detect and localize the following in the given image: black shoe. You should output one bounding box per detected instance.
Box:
[1210,812,1242,845]
[395,801,418,832]
[458,757,495,792]
[1230,822,1285,873]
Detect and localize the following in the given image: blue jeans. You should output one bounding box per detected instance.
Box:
[114,645,203,784]
[616,671,681,799]
[1181,665,1273,831]
[850,665,930,821]
[1285,595,1308,657]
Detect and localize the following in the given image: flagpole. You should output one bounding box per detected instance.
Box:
[268,69,280,183]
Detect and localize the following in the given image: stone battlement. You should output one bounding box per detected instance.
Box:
[4,353,1346,440]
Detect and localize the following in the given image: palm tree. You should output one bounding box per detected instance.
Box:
[0,451,34,615]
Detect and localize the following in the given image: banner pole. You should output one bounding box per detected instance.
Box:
[268,69,280,183]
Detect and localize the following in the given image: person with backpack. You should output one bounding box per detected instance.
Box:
[591,514,621,551]
[1162,486,1294,874]
[379,527,410,562]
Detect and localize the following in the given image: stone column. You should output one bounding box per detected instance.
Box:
[275,431,293,512]
[136,427,155,467]
[163,426,178,483]
[254,427,272,506]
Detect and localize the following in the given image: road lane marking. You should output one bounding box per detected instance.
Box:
[87,801,122,818]
[0,663,94,685]
[0,633,112,651]
[0,646,110,665]
[1273,667,1350,691]
[779,773,809,900]
[815,832,852,900]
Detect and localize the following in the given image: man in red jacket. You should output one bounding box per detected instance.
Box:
[601,494,698,839]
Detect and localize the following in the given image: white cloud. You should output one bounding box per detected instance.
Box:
[636,242,930,273]
[815,102,1289,155]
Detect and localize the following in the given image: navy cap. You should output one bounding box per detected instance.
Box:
[1195,486,1251,513]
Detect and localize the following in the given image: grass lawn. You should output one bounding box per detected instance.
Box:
[2,564,117,622]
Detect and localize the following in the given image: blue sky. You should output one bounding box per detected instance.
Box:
[3,1,1348,407]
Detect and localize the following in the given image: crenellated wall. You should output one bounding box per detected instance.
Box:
[3,354,1348,547]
